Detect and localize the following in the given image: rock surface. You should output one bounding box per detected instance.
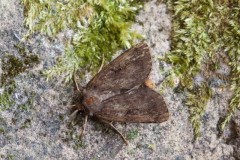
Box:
[0,0,238,159]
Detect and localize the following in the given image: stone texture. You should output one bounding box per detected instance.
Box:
[0,0,238,160]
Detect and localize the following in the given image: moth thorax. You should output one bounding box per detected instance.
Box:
[82,95,101,114]
[85,96,97,105]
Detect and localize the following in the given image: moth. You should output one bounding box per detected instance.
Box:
[72,43,169,144]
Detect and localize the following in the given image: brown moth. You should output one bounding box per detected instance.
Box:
[73,43,169,144]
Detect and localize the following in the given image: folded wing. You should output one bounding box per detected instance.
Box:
[86,43,152,94]
[94,86,169,123]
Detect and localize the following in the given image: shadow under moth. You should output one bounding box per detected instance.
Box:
[72,43,169,144]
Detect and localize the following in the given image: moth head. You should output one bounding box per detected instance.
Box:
[82,95,100,106]
[84,96,97,106]
[82,93,101,115]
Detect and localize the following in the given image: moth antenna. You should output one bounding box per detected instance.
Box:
[72,66,85,92]
[80,115,88,139]
[100,119,129,145]
[98,53,105,73]
[72,72,80,92]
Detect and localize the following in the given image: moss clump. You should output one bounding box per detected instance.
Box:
[127,129,139,140]
[0,126,5,134]
[186,83,213,137]
[165,0,240,138]
[1,55,24,85]
[0,80,16,112]
[20,119,32,129]
[0,44,39,112]
[22,0,143,81]
[0,54,39,85]
[0,91,15,112]
[17,92,35,111]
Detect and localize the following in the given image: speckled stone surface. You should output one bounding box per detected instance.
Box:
[0,0,238,159]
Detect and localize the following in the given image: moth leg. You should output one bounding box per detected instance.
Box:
[80,115,88,139]
[100,119,129,145]
[69,109,79,121]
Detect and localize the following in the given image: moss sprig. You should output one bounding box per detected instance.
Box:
[186,83,213,138]
[22,0,143,80]
[165,0,240,137]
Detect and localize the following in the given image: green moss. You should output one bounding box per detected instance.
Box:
[20,119,32,129]
[0,44,39,112]
[69,130,87,149]
[18,92,35,111]
[127,129,139,140]
[165,0,240,137]
[0,90,15,112]
[6,154,15,160]
[127,148,137,155]
[18,104,30,111]
[220,87,240,131]
[148,143,156,151]
[1,46,39,86]
[0,78,15,112]
[22,0,143,81]
[0,126,5,134]
[186,83,213,138]
[1,55,24,85]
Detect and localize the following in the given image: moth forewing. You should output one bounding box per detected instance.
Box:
[86,43,152,95]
